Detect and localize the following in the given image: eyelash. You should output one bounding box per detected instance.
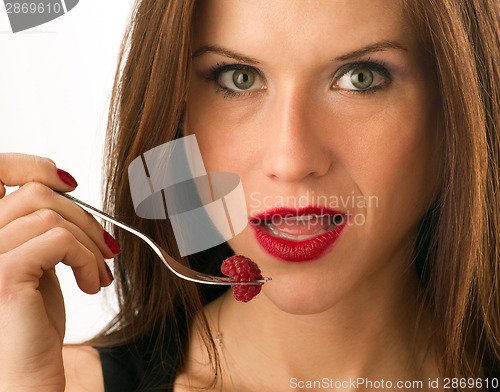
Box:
[205,62,264,99]
[334,59,392,96]
[205,59,392,99]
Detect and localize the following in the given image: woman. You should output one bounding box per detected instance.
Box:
[0,0,498,391]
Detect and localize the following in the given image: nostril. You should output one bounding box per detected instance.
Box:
[265,159,331,182]
[261,126,333,182]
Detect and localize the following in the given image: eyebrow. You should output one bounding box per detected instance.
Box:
[334,40,408,61]
[192,45,260,64]
[191,40,408,64]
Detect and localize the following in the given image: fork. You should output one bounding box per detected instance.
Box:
[57,192,270,286]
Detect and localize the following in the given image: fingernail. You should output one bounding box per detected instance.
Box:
[105,262,114,283]
[57,168,78,187]
[103,230,121,254]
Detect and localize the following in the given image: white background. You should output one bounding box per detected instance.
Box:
[0,0,136,343]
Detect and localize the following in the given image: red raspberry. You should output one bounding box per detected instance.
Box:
[221,255,263,302]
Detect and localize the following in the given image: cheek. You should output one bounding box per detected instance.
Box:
[183,97,226,171]
[184,91,262,174]
[343,100,439,234]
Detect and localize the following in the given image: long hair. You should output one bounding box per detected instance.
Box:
[92,0,500,387]
[89,0,224,386]
[402,0,500,381]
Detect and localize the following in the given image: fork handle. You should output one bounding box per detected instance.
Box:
[55,191,142,238]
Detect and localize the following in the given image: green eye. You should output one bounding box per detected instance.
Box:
[334,62,389,93]
[232,69,255,90]
[350,68,374,89]
[218,66,264,92]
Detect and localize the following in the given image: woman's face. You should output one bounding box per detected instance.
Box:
[184,0,440,314]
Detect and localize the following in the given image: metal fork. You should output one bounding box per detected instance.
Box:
[57,192,270,286]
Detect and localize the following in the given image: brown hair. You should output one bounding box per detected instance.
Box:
[402,0,500,381]
[92,0,500,388]
[90,0,223,385]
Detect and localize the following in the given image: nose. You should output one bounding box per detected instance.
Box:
[261,89,333,183]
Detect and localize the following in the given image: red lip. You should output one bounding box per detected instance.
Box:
[250,207,348,262]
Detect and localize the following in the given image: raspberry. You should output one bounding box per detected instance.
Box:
[221,255,263,302]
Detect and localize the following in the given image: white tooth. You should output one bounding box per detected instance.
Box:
[281,232,302,240]
[268,224,280,236]
[266,222,332,241]
[283,214,329,222]
[283,216,305,222]
[297,234,316,240]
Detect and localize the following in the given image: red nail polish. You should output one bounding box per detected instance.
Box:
[57,168,78,187]
[105,262,114,283]
[103,230,121,254]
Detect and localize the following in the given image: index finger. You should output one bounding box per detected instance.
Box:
[0,153,78,198]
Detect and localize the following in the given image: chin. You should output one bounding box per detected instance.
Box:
[259,273,346,316]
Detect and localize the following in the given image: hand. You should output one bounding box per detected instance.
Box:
[0,153,118,392]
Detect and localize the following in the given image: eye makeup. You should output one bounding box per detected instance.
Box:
[331,59,393,96]
[198,57,395,99]
[201,62,267,99]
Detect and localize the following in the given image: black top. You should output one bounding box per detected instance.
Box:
[96,310,188,392]
[95,307,500,391]
[96,247,230,391]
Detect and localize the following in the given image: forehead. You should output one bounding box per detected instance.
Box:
[191,0,414,62]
